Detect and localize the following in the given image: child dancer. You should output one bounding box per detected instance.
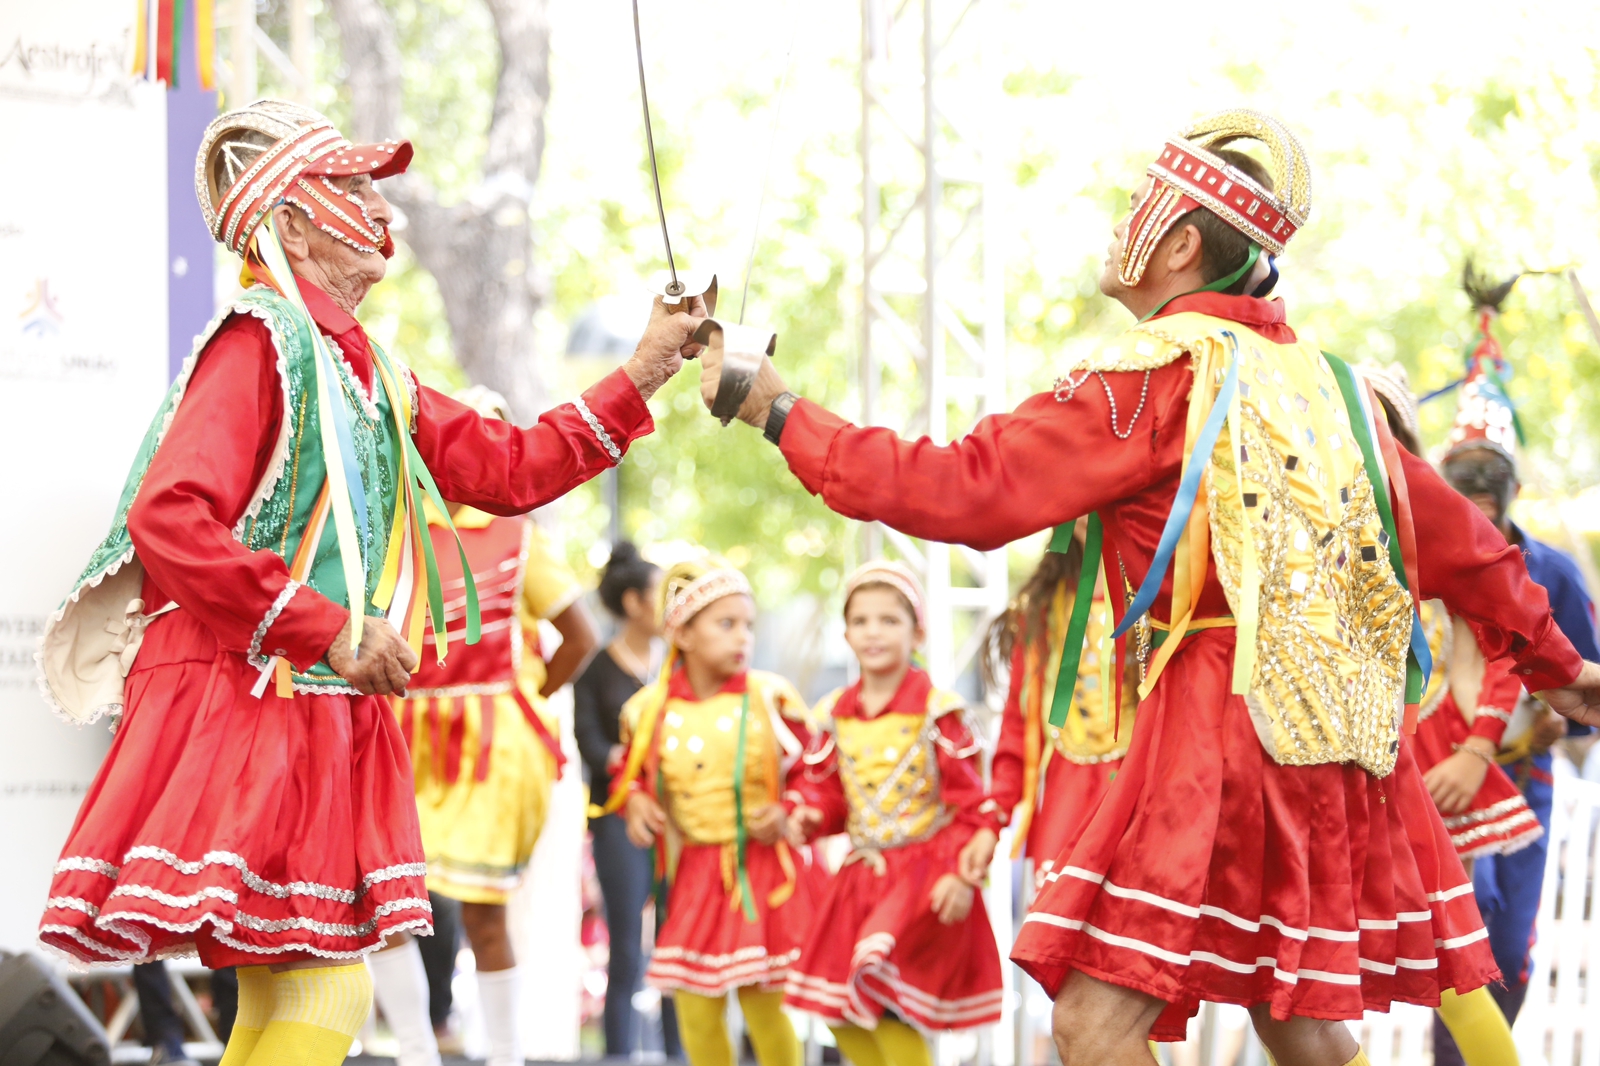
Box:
[372,388,598,1066]
[977,529,1142,889]
[784,562,1005,1066]
[595,555,820,1066]
[1360,361,1525,1066]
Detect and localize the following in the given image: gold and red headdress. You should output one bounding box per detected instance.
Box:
[195,98,413,260]
[843,560,926,630]
[1119,109,1314,287]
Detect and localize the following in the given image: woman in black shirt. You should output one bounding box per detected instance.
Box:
[573,542,675,1058]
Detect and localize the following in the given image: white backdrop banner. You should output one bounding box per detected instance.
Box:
[0,0,169,955]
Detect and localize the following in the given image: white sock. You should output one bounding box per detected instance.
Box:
[477,966,523,1066]
[367,940,443,1066]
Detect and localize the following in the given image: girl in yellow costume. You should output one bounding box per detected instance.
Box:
[373,387,598,1066]
[597,555,825,1066]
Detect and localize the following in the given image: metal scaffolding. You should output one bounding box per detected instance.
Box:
[859,0,1008,691]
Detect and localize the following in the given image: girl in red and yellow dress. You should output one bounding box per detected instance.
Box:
[783,562,1004,1066]
[372,388,600,1066]
[1356,362,1531,1066]
[1357,363,1541,864]
[980,535,1142,891]
[595,556,822,1066]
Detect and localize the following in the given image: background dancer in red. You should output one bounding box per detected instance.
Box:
[1358,362,1525,1066]
[784,562,1004,1066]
[697,108,1600,1065]
[372,385,599,1066]
[596,555,822,1066]
[977,531,1142,890]
[36,99,700,1066]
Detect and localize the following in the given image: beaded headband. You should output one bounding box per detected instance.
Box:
[660,565,753,642]
[1119,109,1313,287]
[843,561,925,629]
[196,99,414,259]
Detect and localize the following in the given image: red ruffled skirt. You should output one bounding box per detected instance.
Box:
[1010,631,1499,1041]
[1026,757,1123,889]
[39,613,431,968]
[647,839,824,997]
[784,826,1003,1032]
[1412,697,1542,859]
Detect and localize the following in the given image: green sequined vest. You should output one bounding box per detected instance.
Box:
[41,285,408,718]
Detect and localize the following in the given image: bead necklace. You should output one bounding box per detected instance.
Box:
[1053,368,1153,440]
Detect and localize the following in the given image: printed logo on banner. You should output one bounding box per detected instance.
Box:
[0,273,116,380]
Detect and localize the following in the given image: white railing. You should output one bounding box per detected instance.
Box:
[1513,775,1600,1066]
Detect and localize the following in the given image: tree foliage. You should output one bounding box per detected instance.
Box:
[245,0,1600,599]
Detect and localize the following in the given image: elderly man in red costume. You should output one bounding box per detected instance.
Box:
[36,99,701,1066]
[697,109,1600,1066]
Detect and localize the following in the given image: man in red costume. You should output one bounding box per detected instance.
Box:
[696,109,1600,1065]
[37,99,700,1065]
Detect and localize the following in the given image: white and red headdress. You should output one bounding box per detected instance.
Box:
[1443,296,1521,467]
[1119,109,1314,287]
[195,98,413,259]
[658,556,753,645]
[843,560,926,629]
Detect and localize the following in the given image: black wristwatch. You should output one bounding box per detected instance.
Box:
[764,391,799,446]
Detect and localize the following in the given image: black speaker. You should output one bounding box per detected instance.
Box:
[0,952,110,1066]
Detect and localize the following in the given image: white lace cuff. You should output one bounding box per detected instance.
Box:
[248,581,302,668]
[574,396,623,465]
[1475,706,1514,724]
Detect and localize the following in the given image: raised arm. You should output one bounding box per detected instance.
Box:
[417,297,704,514]
[699,344,1190,551]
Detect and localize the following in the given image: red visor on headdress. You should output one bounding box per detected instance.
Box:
[212,121,413,259]
[1118,110,1312,287]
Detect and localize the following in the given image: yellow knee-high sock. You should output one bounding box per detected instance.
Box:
[1436,988,1518,1066]
[218,967,275,1066]
[674,990,735,1066]
[831,1024,889,1066]
[737,988,799,1066]
[246,964,372,1066]
[1342,1051,1371,1066]
[871,1018,932,1066]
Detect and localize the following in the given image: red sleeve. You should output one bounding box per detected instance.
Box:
[795,732,848,838]
[1403,449,1582,691]
[1469,654,1522,746]
[414,369,654,514]
[127,317,349,671]
[935,713,1003,834]
[988,641,1028,824]
[778,363,1191,551]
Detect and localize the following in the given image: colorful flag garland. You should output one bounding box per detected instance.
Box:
[131,0,217,90]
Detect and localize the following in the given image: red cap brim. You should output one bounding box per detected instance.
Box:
[302,139,414,180]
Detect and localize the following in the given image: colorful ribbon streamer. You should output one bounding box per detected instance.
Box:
[131,0,216,89]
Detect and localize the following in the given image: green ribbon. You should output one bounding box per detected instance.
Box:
[1324,352,1430,704]
[1047,514,1104,730]
[1138,244,1262,324]
[731,689,759,923]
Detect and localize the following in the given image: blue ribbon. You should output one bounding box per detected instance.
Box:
[1111,333,1242,640]
[318,344,371,543]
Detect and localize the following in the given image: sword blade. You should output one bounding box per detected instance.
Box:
[632,0,681,296]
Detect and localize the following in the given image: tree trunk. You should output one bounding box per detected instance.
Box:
[326,0,551,423]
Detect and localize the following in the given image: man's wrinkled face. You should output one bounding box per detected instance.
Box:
[1100,176,1152,300]
[1442,446,1518,530]
[297,174,395,295]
